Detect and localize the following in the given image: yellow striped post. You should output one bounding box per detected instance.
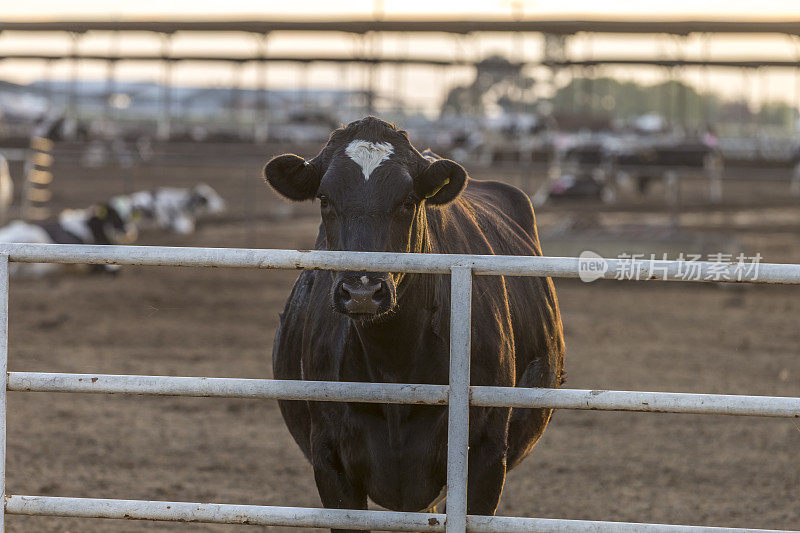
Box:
[23,136,54,221]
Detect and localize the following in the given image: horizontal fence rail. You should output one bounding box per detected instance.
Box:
[1,243,800,284]
[5,496,797,533]
[7,372,800,418]
[6,372,449,404]
[0,244,798,533]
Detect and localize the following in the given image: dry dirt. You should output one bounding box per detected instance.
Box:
[3,154,799,531]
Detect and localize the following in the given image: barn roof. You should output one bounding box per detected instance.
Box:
[0,19,798,35]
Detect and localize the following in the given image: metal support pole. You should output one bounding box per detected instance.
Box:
[104,31,120,130]
[446,266,471,533]
[256,33,270,143]
[748,68,757,136]
[0,254,9,533]
[365,33,376,115]
[393,33,408,115]
[158,34,173,141]
[668,66,676,129]
[235,62,246,133]
[104,59,115,127]
[790,161,800,197]
[757,67,767,135]
[706,153,723,204]
[665,170,680,229]
[702,34,711,127]
[299,63,309,110]
[44,59,54,113]
[793,36,800,135]
[68,33,80,135]
[677,36,688,131]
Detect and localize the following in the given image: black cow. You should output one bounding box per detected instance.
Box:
[615,141,712,168]
[265,117,565,528]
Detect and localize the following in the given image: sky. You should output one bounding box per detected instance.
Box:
[2,1,799,116]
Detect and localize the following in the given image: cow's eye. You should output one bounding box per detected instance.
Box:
[317,195,329,208]
[402,196,416,210]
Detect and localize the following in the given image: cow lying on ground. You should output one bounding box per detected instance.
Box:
[111,183,226,234]
[266,116,565,526]
[0,203,136,277]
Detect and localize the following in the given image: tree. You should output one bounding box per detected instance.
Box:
[440,55,536,117]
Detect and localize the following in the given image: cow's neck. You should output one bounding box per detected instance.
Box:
[350,272,439,380]
[350,207,442,380]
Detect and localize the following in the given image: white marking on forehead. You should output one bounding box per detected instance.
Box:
[345,140,394,181]
[360,275,370,285]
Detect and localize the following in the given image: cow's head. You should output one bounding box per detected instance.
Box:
[86,203,138,245]
[264,116,467,319]
[188,184,227,216]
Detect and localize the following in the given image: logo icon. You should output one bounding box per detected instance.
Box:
[578,251,608,282]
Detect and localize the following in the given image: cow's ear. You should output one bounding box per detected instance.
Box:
[414,159,467,205]
[264,154,321,201]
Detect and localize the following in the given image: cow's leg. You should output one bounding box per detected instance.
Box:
[465,407,510,516]
[311,430,368,533]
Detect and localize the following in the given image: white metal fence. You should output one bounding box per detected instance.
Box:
[0,242,799,533]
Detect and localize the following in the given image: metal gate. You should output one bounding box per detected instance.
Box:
[0,243,798,533]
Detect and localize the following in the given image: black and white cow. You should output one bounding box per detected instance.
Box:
[0,203,136,277]
[111,184,226,234]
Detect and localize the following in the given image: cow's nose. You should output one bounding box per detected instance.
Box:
[340,277,385,315]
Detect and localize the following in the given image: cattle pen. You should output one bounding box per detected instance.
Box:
[0,243,798,533]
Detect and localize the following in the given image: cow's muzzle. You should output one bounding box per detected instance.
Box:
[332,273,396,318]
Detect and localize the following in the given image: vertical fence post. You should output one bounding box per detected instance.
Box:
[0,254,8,533]
[446,266,472,533]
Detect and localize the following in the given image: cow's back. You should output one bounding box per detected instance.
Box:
[430,178,565,467]
[429,178,564,386]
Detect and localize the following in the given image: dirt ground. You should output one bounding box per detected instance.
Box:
[2,152,799,531]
